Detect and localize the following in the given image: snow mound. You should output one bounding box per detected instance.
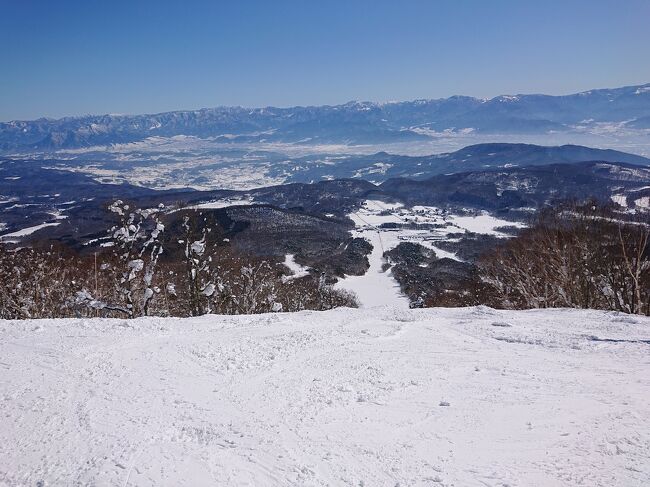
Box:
[1,307,649,486]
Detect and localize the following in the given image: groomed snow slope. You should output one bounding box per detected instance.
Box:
[1,307,649,486]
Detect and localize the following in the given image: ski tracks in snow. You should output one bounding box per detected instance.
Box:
[0,307,649,486]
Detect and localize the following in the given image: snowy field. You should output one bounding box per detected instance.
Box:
[1,307,649,486]
[347,200,525,261]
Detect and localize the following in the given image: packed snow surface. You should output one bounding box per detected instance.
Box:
[334,231,410,308]
[1,307,649,486]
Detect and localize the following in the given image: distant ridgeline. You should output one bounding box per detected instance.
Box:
[1,83,650,149]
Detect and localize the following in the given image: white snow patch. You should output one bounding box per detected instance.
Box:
[611,194,628,207]
[449,212,526,236]
[282,254,310,281]
[0,222,61,239]
[336,201,528,305]
[635,196,650,209]
[190,197,255,210]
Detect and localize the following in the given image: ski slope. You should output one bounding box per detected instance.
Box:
[335,200,525,308]
[334,230,410,308]
[1,307,649,486]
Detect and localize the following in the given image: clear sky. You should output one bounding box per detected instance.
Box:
[1,0,649,121]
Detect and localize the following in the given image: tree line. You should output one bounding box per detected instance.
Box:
[478,203,649,315]
[1,200,647,319]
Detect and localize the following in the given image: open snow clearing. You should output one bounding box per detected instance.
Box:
[1,307,649,486]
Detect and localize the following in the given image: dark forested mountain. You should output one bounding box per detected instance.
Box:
[3,160,649,247]
[1,83,650,150]
[2,138,649,245]
[287,143,650,182]
[3,142,648,198]
[379,161,650,210]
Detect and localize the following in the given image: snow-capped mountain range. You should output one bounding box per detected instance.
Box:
[1,83,650,150]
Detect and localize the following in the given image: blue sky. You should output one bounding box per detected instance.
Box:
[1,0,649,121]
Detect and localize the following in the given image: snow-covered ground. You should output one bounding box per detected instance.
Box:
[0,221,61,241]
[335,230,410,308]
[349,200,525,257]
[0,307,648,486]
[336,200,525,307]
[189,197,255,210]
[282,254,311,281]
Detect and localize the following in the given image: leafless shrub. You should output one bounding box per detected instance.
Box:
[479,203,649,315]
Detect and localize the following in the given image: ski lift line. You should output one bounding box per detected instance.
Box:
[371,200,411,225]
[355,201,445,255]
[352,211,386,254]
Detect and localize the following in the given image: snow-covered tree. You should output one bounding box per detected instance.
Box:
[181,213,216,316]
[0,245,92,319]
[76,201,166,317]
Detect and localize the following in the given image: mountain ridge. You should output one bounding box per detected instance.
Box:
[281,142,650,183]
[5,82,650,124]
[2,83,649,150]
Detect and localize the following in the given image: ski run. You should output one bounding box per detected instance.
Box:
[1,306,649,486]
